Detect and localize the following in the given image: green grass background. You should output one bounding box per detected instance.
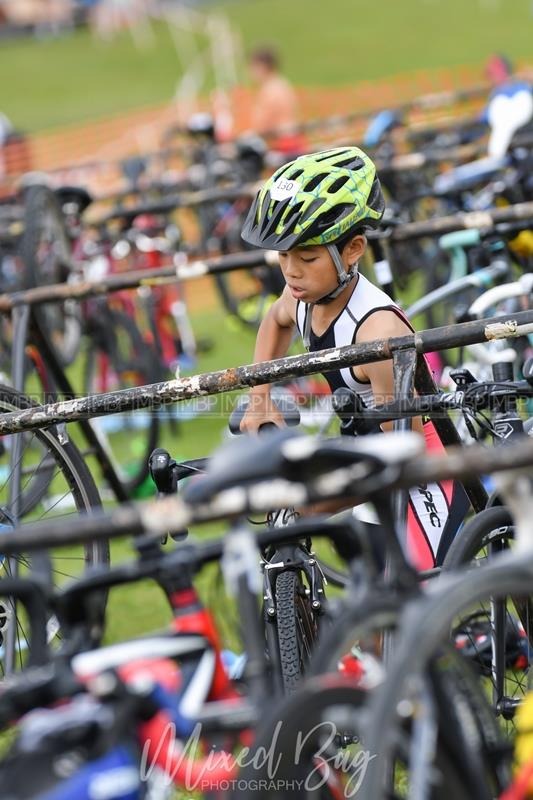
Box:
[1,0,532,130]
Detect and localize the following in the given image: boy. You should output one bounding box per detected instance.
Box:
[239,146,468,570]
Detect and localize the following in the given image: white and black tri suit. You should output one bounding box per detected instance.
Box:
[295,273,469,570]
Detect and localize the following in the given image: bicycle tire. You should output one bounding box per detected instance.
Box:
[84,306,160,494]
[275,570,318,694]
[0,383,109,675]
[442,505,533,733]
[19,185,81,367]
[442,506,513,569]
[233,666,490,800]
[362,560,533,799]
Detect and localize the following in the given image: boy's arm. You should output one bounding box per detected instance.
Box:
[353,310,425,435]
[240,286,297,433]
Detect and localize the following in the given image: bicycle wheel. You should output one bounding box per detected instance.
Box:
[309,577,508,800]
[362,560,533,800]
[20,185,82,367]
[362,645,507,800]
[442,506,532,732]
[0,384,109,676]
[234,662,496,800]
[442,506,513,568]
[274,569,319,694]
[84,306,160,494]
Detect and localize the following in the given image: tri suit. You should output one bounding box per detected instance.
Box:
[295,272,469,570]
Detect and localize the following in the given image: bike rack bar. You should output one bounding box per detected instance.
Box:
[387,201,533,242]
[0,432,532,553]
[95,183,260,225]
[0,309,531,436]
[0,250,277,311]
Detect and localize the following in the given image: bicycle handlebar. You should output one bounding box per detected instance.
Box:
[1,431,533,553]
[52,517,364,608]
[228,394,301,434]
[337,381,533,433]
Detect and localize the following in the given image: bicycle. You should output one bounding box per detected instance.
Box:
[0,504,364,798]
[4,422,528,799]
[148,394,330,695]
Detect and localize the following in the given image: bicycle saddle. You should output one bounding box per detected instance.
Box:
[54,185,93,215]
[184,430,424,505]
[434,156,509,196]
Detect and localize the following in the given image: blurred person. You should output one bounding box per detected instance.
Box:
[1,0,72,33]
[482,54,533,157]
[239,146,470,571]
[248,46,307,157]
[0,113,13,180]
[0,112,31,180]
[90,0,152,42]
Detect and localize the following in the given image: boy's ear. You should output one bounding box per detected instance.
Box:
[345,235,366,264]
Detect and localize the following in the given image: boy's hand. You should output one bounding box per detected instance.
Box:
[239,389,286,434]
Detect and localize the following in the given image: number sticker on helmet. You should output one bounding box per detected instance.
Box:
[270,178,302,201]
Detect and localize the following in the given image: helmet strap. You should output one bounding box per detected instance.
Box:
[315,244,358,305]
[302,246,359,350]
[303,304,314,350]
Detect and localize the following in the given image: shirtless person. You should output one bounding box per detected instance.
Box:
[248,47,307,156]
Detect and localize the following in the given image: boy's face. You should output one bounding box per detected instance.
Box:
[278,237,365,303]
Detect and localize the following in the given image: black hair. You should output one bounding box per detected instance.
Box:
[336,227,367,253]
[249,47,279,71]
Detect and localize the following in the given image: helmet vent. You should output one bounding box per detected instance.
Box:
[287,201,304,217]
[315,203,352,231]
[328,176,349,193]
[315,148,350,161]
[334,156,365,170]
[289,169,304,180]
[304,172,329,192]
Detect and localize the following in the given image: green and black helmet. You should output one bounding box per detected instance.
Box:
[241,146,384,251]
[241,146,385,308]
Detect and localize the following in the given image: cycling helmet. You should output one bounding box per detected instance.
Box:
[453,610,530,675]
[241,147,385,312]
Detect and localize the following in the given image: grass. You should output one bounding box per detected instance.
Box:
[2,0,533,131]
[0,20,186,131]
[223,0,533,85]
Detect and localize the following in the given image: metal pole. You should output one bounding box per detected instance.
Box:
[0,310,530,437]
[0,250,276,312]
[1,434,533,554]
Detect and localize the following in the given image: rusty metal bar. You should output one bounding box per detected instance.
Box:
[388,201,533,242]
[0,310,531,436]
[0,250,275,312]
[95,183,259,225]
[1,432,533,554]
